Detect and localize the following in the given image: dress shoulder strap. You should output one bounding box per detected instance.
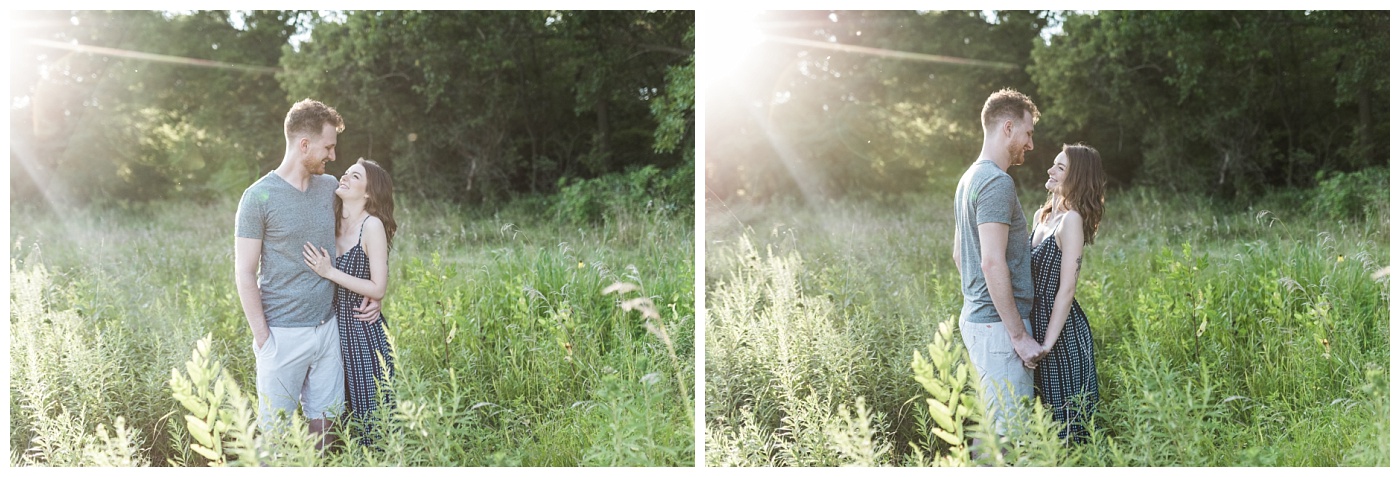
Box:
[357,215,371,244]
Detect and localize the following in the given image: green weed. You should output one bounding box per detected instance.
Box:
[9,195,693,466]
[705,184,1388,466]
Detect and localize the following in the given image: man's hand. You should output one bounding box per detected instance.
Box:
[1012,334,1045,368]
[236,236,273,352]
[353,296,382,323]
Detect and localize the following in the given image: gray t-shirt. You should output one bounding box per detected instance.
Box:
[954,160,1033,324]
[235,172,337,328]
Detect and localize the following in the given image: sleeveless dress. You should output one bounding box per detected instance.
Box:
[335,216,396,448]
[1029,217,1099,444]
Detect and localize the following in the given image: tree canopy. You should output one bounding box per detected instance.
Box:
[705,10,1388,202]
[706,10,1048,202]
[10,10,694,207]
[1031,10,1388,196]
[11,11,311,205]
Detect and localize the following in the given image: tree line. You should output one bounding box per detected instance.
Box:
[9,10,694,207]
[705,10,1388,202]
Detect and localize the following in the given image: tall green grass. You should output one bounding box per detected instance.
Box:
[704,184,1388,466]
[9,196,693,466]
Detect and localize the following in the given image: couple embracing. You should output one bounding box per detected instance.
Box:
[954,89,1106,447]
[234,99,399,450]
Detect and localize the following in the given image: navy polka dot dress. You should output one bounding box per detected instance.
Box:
[335,217,396,448]
[1029,218,1099,444]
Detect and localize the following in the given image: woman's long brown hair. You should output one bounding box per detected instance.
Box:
[335,158,397,250]
[1037,144,1106,245]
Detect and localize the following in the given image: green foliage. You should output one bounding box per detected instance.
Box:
[706,184,1388,466]
[10,196,693,466]
[704,407,779,466]
[1310,167,1389,222]
[706,11,1047,201]
[11,11,692,207]
[281,10,694,204]
[9,262,151,466]
[705,229,916,466]
[908,321,981,465]
[825,397,892,466]
[168,334,323,466]
[707,10,1387,202]
[1031,11,1389,195]
[580,371,691,466]
[84,417,150,467]
[650,24,695,163]
[169,335,242,465]
[9,11,307,205]
[1341,365,1390,466]
[553,165,693,225]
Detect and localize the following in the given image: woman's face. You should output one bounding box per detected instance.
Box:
[336,163,369,201]
[1046,151,1069,195]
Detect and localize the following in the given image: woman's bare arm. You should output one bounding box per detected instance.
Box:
[304,217,388,301]
[1041,212,1085,352]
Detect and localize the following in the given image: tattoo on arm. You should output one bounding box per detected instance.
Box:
[1075,256,1082,274]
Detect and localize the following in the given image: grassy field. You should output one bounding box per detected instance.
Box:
[704,182,1388,466]
[9,196,694,466]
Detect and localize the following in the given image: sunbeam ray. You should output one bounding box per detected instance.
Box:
[25,38,280,74]
[766,35,1019,70]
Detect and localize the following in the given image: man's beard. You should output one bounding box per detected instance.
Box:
[1008,145,1026,167]
[305,156,327,174]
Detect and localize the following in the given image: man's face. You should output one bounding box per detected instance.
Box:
[301,123,339,175]
[1005,111,1035,167]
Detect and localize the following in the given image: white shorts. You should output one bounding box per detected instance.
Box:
[253,318,344,429]
[959,316,1035,436]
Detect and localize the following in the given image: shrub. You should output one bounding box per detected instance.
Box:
[1311,167,1388,222]
[553,165,692,225]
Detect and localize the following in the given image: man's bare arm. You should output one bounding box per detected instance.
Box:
[977,222,1044,365]
[953,228,962,275]
[235,237,271,348]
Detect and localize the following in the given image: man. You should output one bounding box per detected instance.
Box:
[235,98,378,449]
[952,88,1045,443]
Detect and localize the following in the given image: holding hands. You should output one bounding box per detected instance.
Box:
[1013,335,1047,370]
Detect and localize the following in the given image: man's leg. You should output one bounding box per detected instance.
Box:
[254,327,303,433]
[961,317,1034,459]
[307,418,334,451]
[996,319,1035,430]
[302,317,346,451]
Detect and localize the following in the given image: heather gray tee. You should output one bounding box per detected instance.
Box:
[235,172,337,328]
[954,160,1033,324]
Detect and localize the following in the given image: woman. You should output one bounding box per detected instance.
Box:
[1029,143,1105,444]
[304,157,398,448]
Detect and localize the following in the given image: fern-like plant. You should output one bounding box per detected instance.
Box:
[168,334,319,466]
[909,319,982,466]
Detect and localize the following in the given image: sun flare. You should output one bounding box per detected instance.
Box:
[698,10,764,88]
